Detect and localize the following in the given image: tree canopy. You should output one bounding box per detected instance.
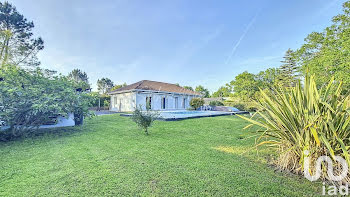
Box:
[0,2,94,138]
[223,68,281,101]
[110,83,127,92]
[0,64,94,136]
[183,86,194,91]
[67,69,90,90]
[278,49,299,87]
[0,2,44,67]
[212,86,232,98]
[256,68,281,90]
[97,78,114,95]
[229,71,259,101]
[195,85,210,97]
[294,1,350,90]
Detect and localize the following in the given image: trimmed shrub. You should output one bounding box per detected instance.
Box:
[190,98,204,110]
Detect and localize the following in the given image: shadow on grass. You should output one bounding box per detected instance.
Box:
[0,115,111,144]
[0,124,86,144]
[211,144,323,194]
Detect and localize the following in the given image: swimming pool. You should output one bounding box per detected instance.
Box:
[160,111,234,120]
[121,110,249,121]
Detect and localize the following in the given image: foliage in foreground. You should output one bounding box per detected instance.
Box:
[131,106,158,135]
[0,64,94,140]
[239,74,350,183]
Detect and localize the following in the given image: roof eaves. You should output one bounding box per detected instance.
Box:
[108,89,135,95]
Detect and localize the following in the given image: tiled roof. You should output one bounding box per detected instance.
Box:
[109,80,201,95]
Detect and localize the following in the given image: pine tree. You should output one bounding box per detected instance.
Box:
[0,2,44,67]
[278,49,299,87]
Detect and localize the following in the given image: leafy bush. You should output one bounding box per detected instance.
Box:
[224,101,257,112]
[209,101,224,106]
[231,103,245,111]
[103,99,110,108]
[238,74,350,181]
[72,92,95,125]
[90,93,110,109]
[190,98,204,110]
[0,64,94,138]
[131,106,158,135]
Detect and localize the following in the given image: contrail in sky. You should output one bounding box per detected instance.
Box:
[225,12,259,65]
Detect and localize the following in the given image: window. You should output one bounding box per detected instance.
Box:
[175,97,178,109]
[114,97,117,108]
[146,97,152,109]
[183,98,186,108]
[161,97,166,109]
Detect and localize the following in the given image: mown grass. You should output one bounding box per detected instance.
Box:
[0,115,322,196]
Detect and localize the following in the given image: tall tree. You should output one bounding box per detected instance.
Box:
[97,78,114,94]
[212,86,232,98]
[256,68,281,90]
[110,82,127,91]
[195,85,210,97]
[183,86,194,91]
[229,71,258,101]
[68,69,89,83]
[0,2,44,67]
[68,69,90,89]
[68,69,90,90]
[278,49,299,87]
[294,1,350,90]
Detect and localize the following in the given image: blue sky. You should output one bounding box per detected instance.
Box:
[8,0,347,92]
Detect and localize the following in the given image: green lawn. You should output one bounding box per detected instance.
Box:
[0,115,322,196]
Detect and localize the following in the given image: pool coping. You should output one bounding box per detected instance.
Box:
[120,111,250,121]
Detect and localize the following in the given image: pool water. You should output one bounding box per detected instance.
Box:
[120,110,249,121]
[158,110,237,120]
[162,111,209,114]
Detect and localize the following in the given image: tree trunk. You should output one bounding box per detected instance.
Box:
[1,33,11,65]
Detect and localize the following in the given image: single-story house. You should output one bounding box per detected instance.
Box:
[108,80,202,112]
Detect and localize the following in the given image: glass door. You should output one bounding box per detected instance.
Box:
[175,97,178,109]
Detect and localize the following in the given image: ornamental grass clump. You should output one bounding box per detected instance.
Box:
[238,74,350,183]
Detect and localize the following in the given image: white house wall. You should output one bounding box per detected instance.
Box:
[110,91,200,112]
[110,92,136,112]
[136,92,199,111]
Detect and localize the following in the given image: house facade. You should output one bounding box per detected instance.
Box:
[108,80,202,112]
